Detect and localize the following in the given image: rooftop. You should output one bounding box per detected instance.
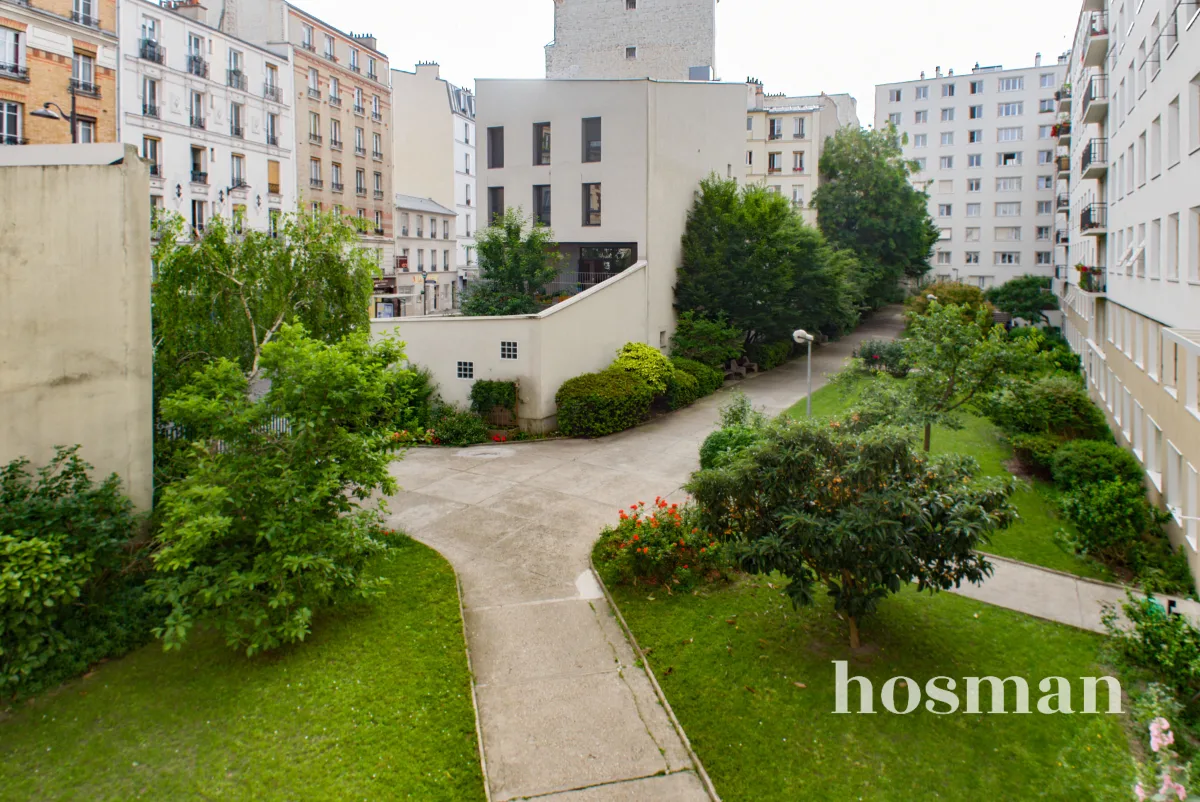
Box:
[394,194,456,216]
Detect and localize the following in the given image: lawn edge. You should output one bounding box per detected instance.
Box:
[448,562,493,802]
[588,557,722,802]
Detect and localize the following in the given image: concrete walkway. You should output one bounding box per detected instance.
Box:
[382,308,906,801]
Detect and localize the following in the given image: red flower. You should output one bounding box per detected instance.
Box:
[632,534,639,541]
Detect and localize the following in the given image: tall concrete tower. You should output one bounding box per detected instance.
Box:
[545,0,716,81]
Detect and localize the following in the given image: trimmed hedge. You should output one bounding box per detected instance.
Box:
[748,341,792,371]
[671,357,724,397]
[698,425,763,470]
[665,368,700,410]
[611,342,673,394]
[1051,440,1146,491]
[556,369,654,437]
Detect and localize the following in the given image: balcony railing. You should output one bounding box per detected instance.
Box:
[367,72,377,81]
[267,133,278,146]
[349,63,361,73]
[332,181,345,192]
[374,189,384,200]
[149,164,161,178]
[230,124,244,138]
[1053,121,1072,140]
[1078,266,1107,293]
[69,78,99,97]
[1055,229,1069,244]
[371,111,383,123]
[309,133,322,144]
[1055,154,1070,173]
[1080,202,1107,232]
[355,145,367,156]
[186,55,209,79]
[268,182,281,194]
[1082,73,1109,121]
[264,83,282,102]
[1081,137,1108,176]
[139,39,165,64]
[227,69,247,90]
[71,10,99,27]
[307,87,321,99]
[356,186,367,196]
[1055,85,1072,102]
[301,40,315,52]
[231,178,249,190]
[190,114,205,129]
[373,227,384,235]
[330,139,343,151]
[309,178,324,188]
[354,104,365,115]
[372,150,383,160]
[190,170,208,184]
[0,62,28,80]
[329,95,342,107]
[1057,193,1069,209]
[142,103,159,118]
[323,50,336,62]
[768,132,781,140]
[401,227,408,236]
[1,134,29,145]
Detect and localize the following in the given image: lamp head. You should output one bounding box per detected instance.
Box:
[30,104,61,121]
[793,329,813,344]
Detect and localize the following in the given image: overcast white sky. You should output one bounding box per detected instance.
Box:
[298,0,1081,124]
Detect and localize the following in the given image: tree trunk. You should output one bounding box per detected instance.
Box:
[848,617,860,650]
[923,422,932,452]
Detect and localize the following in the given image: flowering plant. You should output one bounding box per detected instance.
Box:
[1132,718,1197,801]
[594,498,725,590]
[392,428,440,446]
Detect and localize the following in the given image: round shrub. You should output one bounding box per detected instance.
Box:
[429,403,490,446]
[669,312,743,369]
[1051,440,1145,491]
[671,356,723,396]
[699,425,762,470]
[611,342,673,394]
[665,368,700,410]
[1059,480,1168,563]
[983,375,1110,442]
[854,338,909,377]
[556,369,654,437]
[593,498,726,590]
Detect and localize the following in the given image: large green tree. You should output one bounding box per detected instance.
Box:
[985,274,1059,324]
[812,126,940,307]
[675,176,857,345]
[688,418,1015,648]
[461,208,561,316]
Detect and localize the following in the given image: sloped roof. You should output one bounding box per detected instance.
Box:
[393,193,456,215]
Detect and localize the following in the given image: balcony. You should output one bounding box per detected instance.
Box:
[374,189,384,200]
[1057,193,1070,210]
[768,132,781,140]
[329,95,342,107]
[1081,138,1108,179]
[1,134,29,145]
[267,133,278,146]
[309,133,322,145]
[1083,11,1109,68]
[349,63,361,74]
[307,87,321,100]
[401,227,408,236]
[1056,229,1070,244]
[767,167,781,173]
[230,124,244,139]
[356,186,367,196]
[372,150,383,160]
[0,62,28,81]
[1082,72,1109,123]
[186,55,209,79]
[373,227,384,235]
[190,114,205,129]
[142,103,159,118]
[227,70,247,91]
[323,50,337,62]
[1055,85,1072,112]
[353,104,365,116]
[355,145,367,157]
[71,10,99,27]
[371,111,382,123]
[367,72,377,81]
[268,182,281,194]
[300,40,315,52]
[332,181,344,192]
[190,170,208,184]
[69,78,99,97]
[330,139,343,151]
[1056,154,1070,175]
[230,178,249,191]
[1078,266,1107,293]
[139,39,165,64]
[1053,120,1072,144]
[309,178,324,189]
[264,83,282,102]
[1080,202,1107,235]
[149,164,161,178]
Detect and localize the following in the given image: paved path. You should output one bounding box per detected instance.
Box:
[382,308,905,801]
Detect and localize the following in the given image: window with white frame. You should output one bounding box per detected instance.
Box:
[1036,251,1052,265]
[888,112,901,126]
[968,129,983,143]
[914,157,926,171]
[937,179,953,193]
[994,251,1020,265]
[940,131,954,146]
[1039,73,1055,88]
[966,203,981,217]
[456,361,474,379]
[914,133,927,147]
[970,80,984,94]
[941,108,955,122]
[938,227,951,240]
[965,251,980,264]
[967,178,981,192]
[996,177,1022,192]
[998,77,1024,92]
[995,202,1021,216]
[1036,200,1053,214]
[997,151,1022,166]
[1038,98,1055,113]
[994,225,1022,240]
[1036,175,1054,190]
[1036,225,1051,240]
[997,102,1024,116]
[1038,124,1052,138]
[997,126,1023,141]
[888,88,901,102]
[1147,416,1163,488]
[940,155,954,169]
[1037,149,1053,164]
[942,83,955,97]
[1167,442,1185,522]
[968,153,982,167]
[915,86,928,100]
[965,226,981,240]
[969,105,983,119]
[936,251,952,264]
[0,27,23,75]
[938,204,952,217]
[915,110,928,123]
[500,341,518,360]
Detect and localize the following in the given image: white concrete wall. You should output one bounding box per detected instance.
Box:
[453,98,477,270]
[370,262,651,431]
[0,145,154,508]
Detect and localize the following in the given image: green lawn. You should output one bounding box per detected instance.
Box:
[0,537,484,801]
[612,579,1132,801]
[788,379,1113,581]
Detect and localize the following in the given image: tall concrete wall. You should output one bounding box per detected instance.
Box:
[0,144,154,508]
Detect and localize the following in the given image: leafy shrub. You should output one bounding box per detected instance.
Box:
[1104,594,1200,700]
[854,338,909,377]
[699,425,763,470]
[982,375,1111,468]
[1052,440,1146,491]
[1008,433,1067,470]
[611,342,673,394]
[468,380,518,417]
[151,326,409,655]
[556,369,654,437]
[1006,327,1081,375]
[671,356,723,396]
[665,368,700,410]
[748,340,792,371]
[906,281,993,318]
[429,402,490,446]
[388,364,437,430]
[670,311,743,369]
[593,498,726,590]
[1131,538,1197,599]
[1059,480,1171,563]
[1,447,152,695]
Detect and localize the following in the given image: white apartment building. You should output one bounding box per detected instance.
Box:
[544,0,716,81]
[377,193,457,318]
[745,82,856,226]
[875,57,1069,288]
[450,83,477,275]
[119,0,295,234]
[1056,0,1200,580]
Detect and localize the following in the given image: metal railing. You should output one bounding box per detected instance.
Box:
[142,103,159,117]
[267,133,278,146]
[309,178,323,188]
[1056,154,1070,172]
[1082,137,1108,172]
[355,145,367,156]
[354,104,365,115]
[372,150,383,160]
[1079,266,1107,293]
[149,164,161,177]
[331,181,344,192]
[300,41,315,52]
[139,39,164,64]
[307,87,321,99]
[71,10,99,26]
[1056,229,1069,244]
[190,170,208,184]
[190,114,205,129]
[309,133,322,144]
[186,54,208,78]
[227,69,247,90]
[374,189,384,200]
[356,186,367,196]
[69,78,99,97]
[329,95,342,107]
[544,269,632,297]
[0,62,28,80]
[230,124,244,138]
[1057,193,1070,209]
[0,134,29,145]
[264,83,282,102]
[1081,202,1107,231]
[268,182,281,194]
[1083,73,1109,117]
[371,111,382,122]
[330,139,343,151]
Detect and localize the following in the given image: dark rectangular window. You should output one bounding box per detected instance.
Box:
[487,126,504,168]
[582,117,601,162]
[533,122,551,165]
[456,361,474,379]
[533,185,551,226]
[582,183,601,226]
[488,186,504,223]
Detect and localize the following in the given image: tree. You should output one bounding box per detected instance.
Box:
[904,280,993,319]
[894,302,1041,451]
[812,126,940,308]
[461,208,562,316]
[687,419,1016,648]
[676,176,856,345]
[151,209,377,399]
[985,274,1059,324]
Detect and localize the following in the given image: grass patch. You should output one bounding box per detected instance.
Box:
[0,537,484,801]
[611,578,1131,801]
[786,378,1113,582]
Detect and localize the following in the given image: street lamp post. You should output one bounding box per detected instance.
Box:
[29,94,78,143]
[793,329,815,417]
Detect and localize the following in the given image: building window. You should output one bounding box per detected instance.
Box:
[1038,124,1052,139]
[533,185,551,226]
[76,117,95,143]
[769,118,782,139]
[938,204,952,217]
[488,187,504,223]
[72,52,95,93]
[533,122,550,165]
[966,203,981,217]
[1039,73,1055,88]
[501,341,518,359]
[793,151,805,171]
[915,86,928,100]
[301,24,313,48]
[1036,200,1053,214]
[997,126,1023,141]
[967,154,982,167]
[942,83,955,97]
[995,252,1020,265]
[914,158,926,171]
[940,156,953,169]
[231,153,245,186]
[768,152,782,172]
[1036,251,1052,265]
[940,108,954,122]
[373,132,382,157]
[967,178,981,192]
[1036,225,1051,240]
[936,251,952,264]
[997,102,1023,117]
[914,110,928,123]
[1036,175,1053,190]
[997,151,1022,166]
[888,89,901,102]
[1,27,23,77]
[457,361,474,379]
[996,177,1022,192]
[582,182,601,226]
[746,116,753,131]
[969,105,983,119]
[793,117,805,138]
[142,136,160,175]
[939,131,953,146]
[965,251,980,264]
[324,34,334,59]
[970,80,984,94]
[625,46,636,59]
[486,127,505,169]
[1038,98,1054,113]
[888,112,901,126]
[1037,149,1053,164]
[582,116,601,162]
[998,77,1024,92]
[913,134,928,148]
[349,48,358,71]
[995,202,1021,217]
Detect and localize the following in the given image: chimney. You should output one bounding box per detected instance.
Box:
[935,65,942,77]
[1035,52,1042,67]
[415,60,440,78]
[920,70,925,79]
[171,0,207,23]
[948,68,954,76]
[351,32,378,51]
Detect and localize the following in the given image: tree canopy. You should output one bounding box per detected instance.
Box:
[985,274,1059,324]
[461,208,562,316]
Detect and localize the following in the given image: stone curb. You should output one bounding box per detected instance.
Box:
[588,557,722,802]
[451,564,493,802]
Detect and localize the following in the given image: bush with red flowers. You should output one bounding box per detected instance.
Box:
[593,498,726,590]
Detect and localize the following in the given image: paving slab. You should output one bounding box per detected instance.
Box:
[528,771,709,801]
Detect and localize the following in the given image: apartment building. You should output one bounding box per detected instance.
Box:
[1,0,117,145]
[544,0,716,81]
[390,62,477,281]
[375,194,457,319]
[1056,0,1200,580]
[478,78,745,343]
[119,0,295,235]
[745,82,855,226]
[875,57,1069,288]
[210,0,393,265]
